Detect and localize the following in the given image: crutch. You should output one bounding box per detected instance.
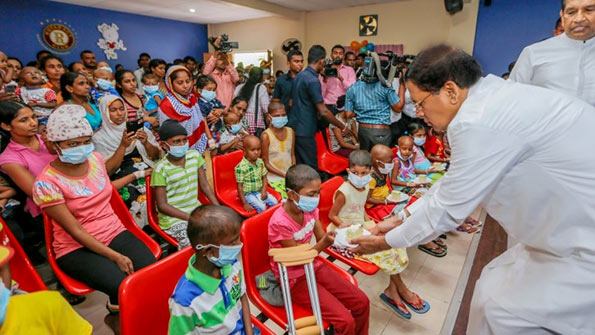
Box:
[269,244,324,335]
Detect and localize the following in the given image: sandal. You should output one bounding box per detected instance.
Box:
[400,292,430,314]
[465,218,483,227]
[380,293,411,320]
[418,244,447,257]
[433,238,447,249]
[456,223,481,234]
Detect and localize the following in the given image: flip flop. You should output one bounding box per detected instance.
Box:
[380,293,411,320]
[456,223,481,234]
[433,238,447,249]
[418,244,447,258]
[400,292,431,314]
[465,218,483,227]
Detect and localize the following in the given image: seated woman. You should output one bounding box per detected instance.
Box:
[32,104,157,331]
[93,95,161,227]
[60,72,102,131]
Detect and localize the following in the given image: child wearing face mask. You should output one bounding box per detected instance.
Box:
[150,119,219,248]
[328,150,429,320]
[217,111,248,154]
[329,109,359,157]
[195,75,225,135]
[390,136,433,191]
[267,164,370,335]
[168,205,260,335]
[90,68,120,104]
[408,123,443,183]
[142,73,164,118]
[261,102,294,199]
[366,144,401,222]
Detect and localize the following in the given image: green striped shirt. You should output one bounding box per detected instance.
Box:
[151,150,204,229]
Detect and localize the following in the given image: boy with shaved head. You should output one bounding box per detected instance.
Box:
[90,67,119,104]
[235,135,278,213]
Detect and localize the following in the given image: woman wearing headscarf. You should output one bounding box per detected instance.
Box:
[157,65,214,154]
[234,67,270,135]
[32,104,156,331]
[93,94,160,226]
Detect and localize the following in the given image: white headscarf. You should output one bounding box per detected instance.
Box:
[93,94,159,167]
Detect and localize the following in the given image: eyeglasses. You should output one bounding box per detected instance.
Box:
[413,93,433,111]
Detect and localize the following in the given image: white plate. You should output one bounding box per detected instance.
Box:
[414,176,431,184]
[387,192,410,203]
[334,227,371,249]
[432,163,447,171]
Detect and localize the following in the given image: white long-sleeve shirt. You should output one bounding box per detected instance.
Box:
[510,33,595,106]
[386,75,595,333]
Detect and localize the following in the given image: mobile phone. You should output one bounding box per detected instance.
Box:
[5,85,16,94]
[126,121,141,133]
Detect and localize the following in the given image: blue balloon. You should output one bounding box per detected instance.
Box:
[367,43,375,51]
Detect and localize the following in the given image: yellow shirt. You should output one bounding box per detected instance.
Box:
[366,174,390,209]
[0,291,92,335]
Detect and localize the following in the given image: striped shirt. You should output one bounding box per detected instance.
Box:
[345,81,400,125]
[169,255,246,335]
[150,150,204,229]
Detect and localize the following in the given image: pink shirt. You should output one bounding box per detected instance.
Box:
[32,152,125,258]
[0,135,57,217]
[320,64,357,105]
[203,56,240,109]
[268,206,322,282]
[413,145,430,166]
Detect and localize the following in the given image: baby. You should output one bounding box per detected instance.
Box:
[142,73,164,116]
[0,51,15,87]
[16,67,57,127]
[90,68,119,104]
[218,111,248,154]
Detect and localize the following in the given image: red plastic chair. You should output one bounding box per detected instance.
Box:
[119,247,274,335]
[0,219,46,292]
[212,150,281,217]
[391,146,398,158]
[315,132,348,175]
[318,177,380,275]
[43,186,162,295]
[240,203,359,330]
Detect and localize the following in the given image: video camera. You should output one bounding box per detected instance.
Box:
[208,34,239,53]
[361,51,416,87]
[323,58,340,77]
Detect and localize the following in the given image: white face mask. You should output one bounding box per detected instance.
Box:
[348,172,371,189]
[376,160,394,175]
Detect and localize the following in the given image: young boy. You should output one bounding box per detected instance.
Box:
[142,73,164,117]
[261,102,295,199]
[90,68,119,104]
[169,205,259,335]
[235,135,278,213]
[328,150,429,320]
[15,67,57,127]
[218,111,248,154]
[151,119,219,248]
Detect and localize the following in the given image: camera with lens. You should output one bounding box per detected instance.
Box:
[323,58,339,78]
[208,34,239,53]
[361,51,415,87]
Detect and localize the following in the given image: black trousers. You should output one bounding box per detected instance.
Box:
[358,126,393,152]
[57,230,156,305]
[295,135,319,173]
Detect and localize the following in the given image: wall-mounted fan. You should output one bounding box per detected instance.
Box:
[359,15,378,36]
[281,38,302,55]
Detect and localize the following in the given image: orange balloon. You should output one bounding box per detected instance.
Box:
[362,40,369,46]
[350,41,361,50]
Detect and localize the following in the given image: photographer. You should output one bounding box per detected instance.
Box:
[321,45,357,113]
[203,36,240,109]
[345,54,401,151]
[289,45,354,173]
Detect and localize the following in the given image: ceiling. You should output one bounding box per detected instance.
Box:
[262,0,400,12]
[51,0,275,24]
[51,0,402,24]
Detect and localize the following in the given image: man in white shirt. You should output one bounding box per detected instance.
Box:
[510,0,595,106]
[134,52,151,88]
[353,44,595,334]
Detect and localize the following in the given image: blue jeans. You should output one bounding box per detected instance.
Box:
[245,192,278,213]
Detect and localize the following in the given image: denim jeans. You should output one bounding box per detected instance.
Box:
[245,192,278,213]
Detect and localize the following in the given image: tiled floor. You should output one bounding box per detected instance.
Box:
[75,215,478,335]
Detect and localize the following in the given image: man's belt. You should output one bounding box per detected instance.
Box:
[359,123,390,130]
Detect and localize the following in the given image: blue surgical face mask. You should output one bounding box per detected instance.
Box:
[57,143,94,165]
[99,66,113,73]
[413,137,426,147]
[0,284,9,325]
[143,85,159,94]
[201,89,216,102]
[348,172,371,189]
[290,189,319,213]
[196,243,243,268]
[96,78,113,90]
[271,116,288,128]
[230,123,243,134]
[263,68,271,75]
[168,143,188,158]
